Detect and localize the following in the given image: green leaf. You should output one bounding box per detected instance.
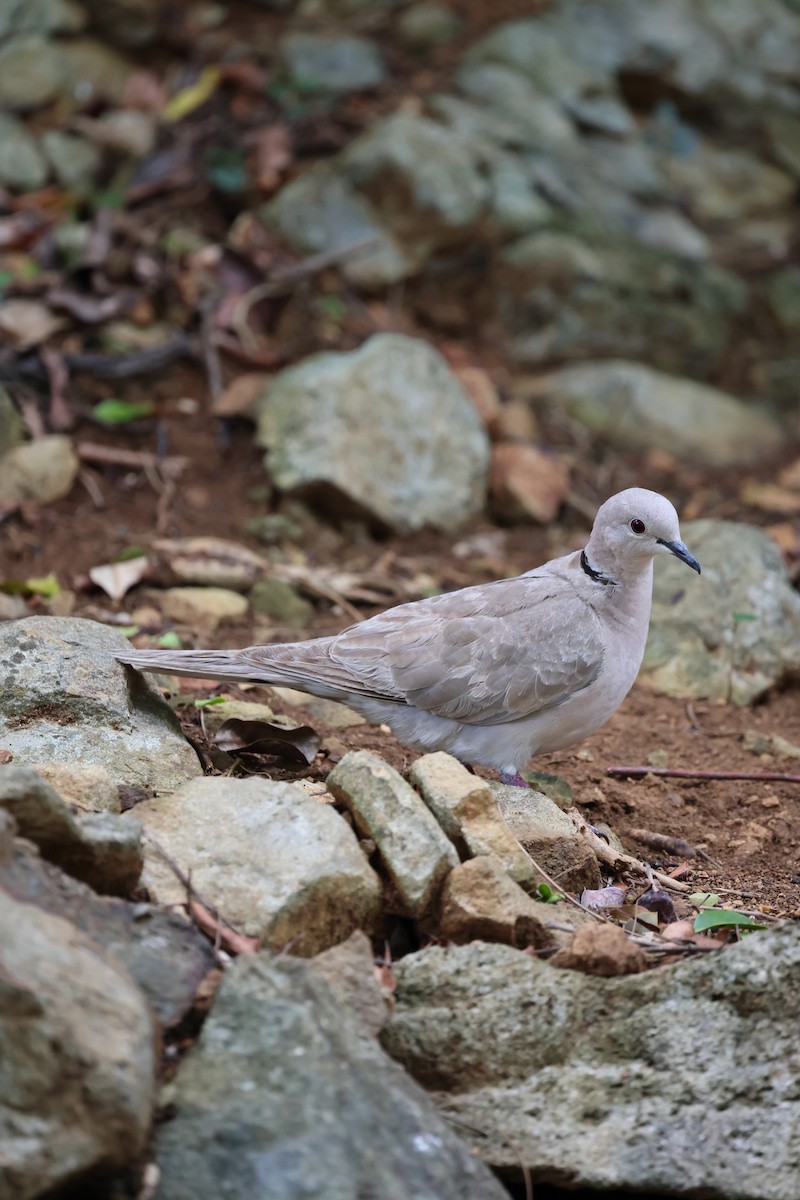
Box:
[536,882,565,904]
[157,631,182,649]
[732,612,757,622]
[93,398,155,426]
[693,909,767,933]
[111,546,149,563]
[314,294,347,321]
[25,573,60,597]
[195,696,226,708]
[117,625,141,638]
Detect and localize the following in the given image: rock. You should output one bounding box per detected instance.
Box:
[60,37,135,105]
[550,922,647,975]
[634,208,710,261]
[0,593,28,621]
[484,149,552,235]
[75,0,160,47]
[130,775,382,953]
[0,35,67,110]
[383,924,800,1198]
[263,166,412,288]
[0,113,48,192]
[429,90,573,158]
[0,889,155,1200]
[664,144,795,223]
[278,32,387,93]
[766,109,800,179]
[75,108,156,156]
[148,536,267,590]
[341,112,488,243]
[436,856,556,949]
[524,769,573,810]
[453,63,577,148]
[529,361,781,468]
[160,585,249,631]
[489,442,570,523]
[463,21,602,105]
[491,783,601,892]
[409,752,537,887]
[41,130,102,191]
[0,435,79,505]
[155,953,508,1200]
[396,3,462,49]
[272,687,366,728]
[327,750,458,917]
[0,0,86,37]
[256,334,489,533]
[0,834,215,1028]
[642,519,800,705]
[0,765,142,895]
[0,616,202,790]
[250,576,313,626]
[495,230,747,376]
[310,929,388,1037]
[766,266,800,333]
[195,698,278,737]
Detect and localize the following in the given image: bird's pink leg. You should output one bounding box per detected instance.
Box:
[499,771,529,788]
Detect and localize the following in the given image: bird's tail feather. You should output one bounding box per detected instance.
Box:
[116,647,286,683]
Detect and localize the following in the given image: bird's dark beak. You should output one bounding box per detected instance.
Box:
[658,538,701,574]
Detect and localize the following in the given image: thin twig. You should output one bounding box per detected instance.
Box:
[77,440,188,475]
[608,765,800,784]
[230,236,379,349]
[143,831,256,950]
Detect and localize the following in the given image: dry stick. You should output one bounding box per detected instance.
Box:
[77,439,188,474]
[571,813,691,894]
[608,765,800,784]
[231,235,379,347]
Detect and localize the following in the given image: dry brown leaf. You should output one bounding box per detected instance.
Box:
[89,556,149,602]
[0,300,65,349]
[212,717,321,765]
[212,372,272,420]
[255,124,293,193]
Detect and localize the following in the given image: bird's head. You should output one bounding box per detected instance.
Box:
[588,488,701,578]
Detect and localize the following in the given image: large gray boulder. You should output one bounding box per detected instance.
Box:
[527,360,781,468]
[382,924,800,1199]
[0,889,156,1200]
[494,232,747,377]
[255,334,490,532]
[0,617,202,790]
[155,953,509,1200]
[130,775,382,954]
[643,520,800,704]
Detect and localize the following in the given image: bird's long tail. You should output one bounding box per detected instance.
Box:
[114,642,354,703]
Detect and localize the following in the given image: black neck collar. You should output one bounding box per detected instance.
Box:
[581,550,616,587]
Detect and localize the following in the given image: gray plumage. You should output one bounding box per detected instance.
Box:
[116,488,700,777]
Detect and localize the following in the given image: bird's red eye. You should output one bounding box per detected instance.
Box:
[630,518,646,534]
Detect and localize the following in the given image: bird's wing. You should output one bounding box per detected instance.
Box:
[326,571,606,725]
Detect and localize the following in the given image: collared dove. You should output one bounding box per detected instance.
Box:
[116,488,699,786]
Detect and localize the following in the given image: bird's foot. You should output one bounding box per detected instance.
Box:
[499,771,530,789]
